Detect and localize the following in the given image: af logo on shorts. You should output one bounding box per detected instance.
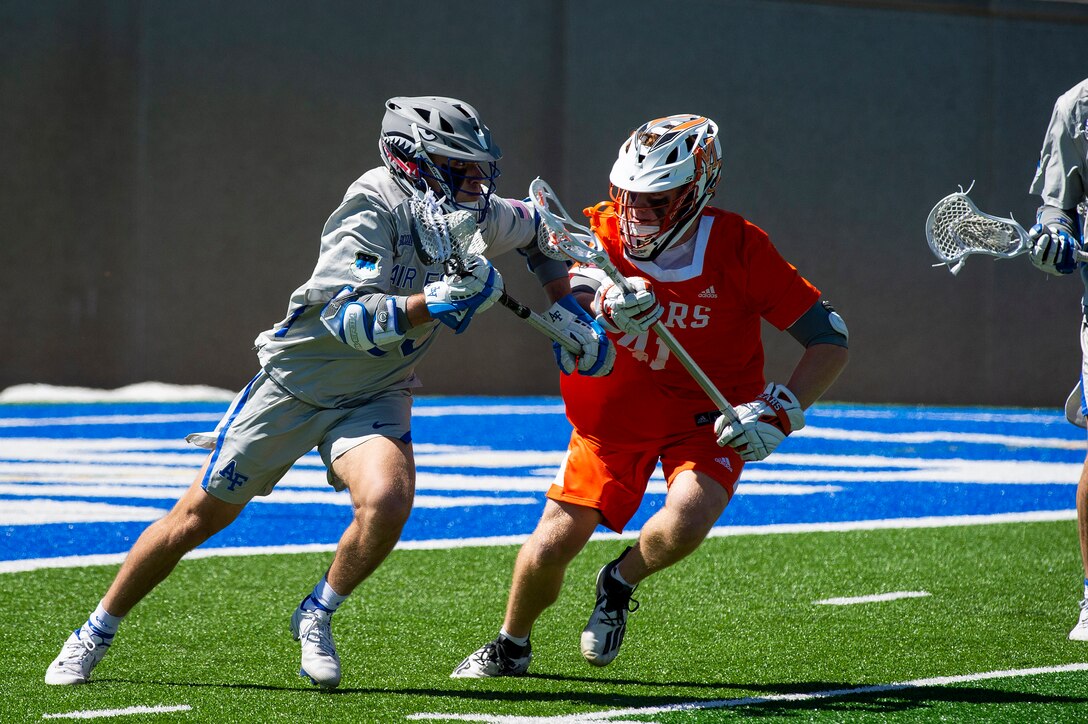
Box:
[217,460,249,491]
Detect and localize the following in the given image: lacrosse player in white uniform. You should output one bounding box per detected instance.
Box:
[1026,78,1088,642]
[45,96,613,688]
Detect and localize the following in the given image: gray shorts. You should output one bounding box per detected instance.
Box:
[186,371,413,504]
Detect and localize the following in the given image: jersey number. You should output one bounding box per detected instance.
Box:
[619,331,670,370]
[616,302,711,370]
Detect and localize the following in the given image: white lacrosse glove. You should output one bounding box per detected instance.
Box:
[714,382,805,462]
[423,254,504,334]
[593,277,664,334]
[546,294,615,377]
[1028,223,1080,276]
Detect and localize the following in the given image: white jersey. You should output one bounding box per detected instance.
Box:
[1030,78,1088,210]
[1029,78,1088,304]
[254,168,535,408]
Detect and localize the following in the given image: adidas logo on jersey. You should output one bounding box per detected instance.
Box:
[698,286,718,299]
[715,456,733,471]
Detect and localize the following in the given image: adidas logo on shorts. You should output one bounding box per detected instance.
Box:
[698,286,718,299]
[715,456,733,471]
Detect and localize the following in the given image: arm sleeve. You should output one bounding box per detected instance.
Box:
[519,243,572,285]
[1029,84,1088,209]
[482,195,573,285]
[304,193,419,353]
[308,194,399,299]
[479,196,537,257]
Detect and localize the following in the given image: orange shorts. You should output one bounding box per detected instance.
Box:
[547,428,744,533]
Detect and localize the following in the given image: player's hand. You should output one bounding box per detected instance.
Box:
[593,277,663,334]
[1028,223,1080,276]
[546,294,615,377]
[423,255,503,334]
[714,382,805,461]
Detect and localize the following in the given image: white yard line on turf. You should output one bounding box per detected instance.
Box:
[0,493,537,525]
[814,591,931,605]
[42,704,191,719]
[1,509,1076,575]
[410,663,1088,722]
[0,405,567,429]
[793,426,1084,449]
[0,414,221,428]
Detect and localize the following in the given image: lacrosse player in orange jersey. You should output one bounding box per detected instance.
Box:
[453,114,849,677]
[1025,78,1088,641]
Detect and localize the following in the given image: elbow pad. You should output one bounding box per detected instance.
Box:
[787,299,849,348]
[320,287,408,354]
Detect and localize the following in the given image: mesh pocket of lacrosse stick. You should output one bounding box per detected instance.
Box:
[408,191,480,266]
[925,191,1027,275]
[530,177,606,267]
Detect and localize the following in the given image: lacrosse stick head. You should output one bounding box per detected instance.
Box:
[529,177,604,266]
[925,190,1027,275]
[409,190,477,266]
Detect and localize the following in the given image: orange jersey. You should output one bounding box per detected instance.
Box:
[561,202,820,448]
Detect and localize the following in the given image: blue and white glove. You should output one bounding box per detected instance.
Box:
[423,255,503,334]
[1028,223,1081,276]
[546,294,615,377]
[714,382,805,462]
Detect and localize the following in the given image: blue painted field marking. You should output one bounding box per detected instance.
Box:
[0,398,1081,564]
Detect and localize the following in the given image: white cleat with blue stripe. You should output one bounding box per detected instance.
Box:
[1070,599,1088,642]
[45,629,111,685]
[291,605,342,689]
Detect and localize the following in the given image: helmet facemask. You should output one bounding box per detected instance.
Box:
[611,183,699,260]
[608,115,722,261]
[416,151,501,224]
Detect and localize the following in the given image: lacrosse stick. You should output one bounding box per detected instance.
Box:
[409,191,580,352]
[528,177,741,426]
[925,185,1088,275]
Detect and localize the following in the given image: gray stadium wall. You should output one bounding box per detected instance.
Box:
[2,0,1087,406]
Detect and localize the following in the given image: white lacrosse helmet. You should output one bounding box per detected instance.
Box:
[609,115,722,261]
[379,96,502,222]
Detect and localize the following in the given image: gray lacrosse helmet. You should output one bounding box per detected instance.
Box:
[379,96,502,223]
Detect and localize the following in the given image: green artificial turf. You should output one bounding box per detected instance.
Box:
[9,520,1088,722]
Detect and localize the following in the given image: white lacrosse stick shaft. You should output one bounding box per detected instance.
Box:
[529,178,741,426]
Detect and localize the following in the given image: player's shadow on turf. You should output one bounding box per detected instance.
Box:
[433,677,1088,714]
[97,676,1088,714]
[729,685,1088,716]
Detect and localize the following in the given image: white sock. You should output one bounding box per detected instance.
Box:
[302,576,348,613]
[499,627,529,647]
[85,602,123,639]
[1083,578,1087,600]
